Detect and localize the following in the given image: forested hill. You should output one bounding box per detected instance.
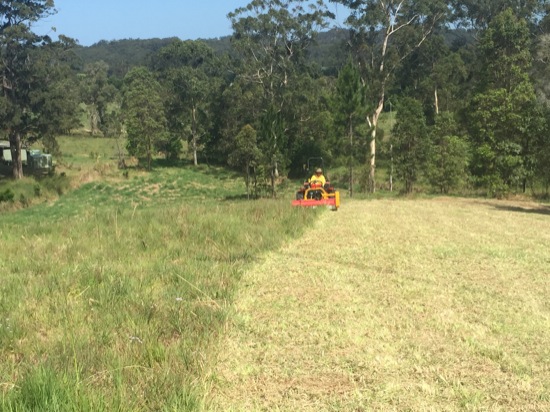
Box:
[73,28,351,78]
[73,28,473,79]
[73,37,182,79]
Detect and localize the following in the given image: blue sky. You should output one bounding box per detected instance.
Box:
[33,1,348,46]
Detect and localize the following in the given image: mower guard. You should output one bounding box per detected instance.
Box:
[292,190,340,210]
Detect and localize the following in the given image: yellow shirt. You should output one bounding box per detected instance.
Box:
[309,173,326,186]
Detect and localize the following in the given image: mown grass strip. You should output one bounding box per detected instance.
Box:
[211,198,550,411]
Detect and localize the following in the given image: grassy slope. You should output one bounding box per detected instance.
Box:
[211,198,550,411]
[3,135,550,410]
[0,137,315,411]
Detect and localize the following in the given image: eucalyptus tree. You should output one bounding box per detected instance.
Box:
[284,74,336,175]
[79,61,118,136]
[154,40,220,165]
[391,97,429,193]
[330,0,449,192]
[228,0,333,193]
[332,59,363,197]
[228,124,262,199]
[122,67,167,170]
[211,75,264,164]
[396,34,468,120]
[467,9,542,195]
[450,0,545,30]
[426,112,470,194]
[534,108,550,194]
[0,0,78,178]
[26,35,81,153]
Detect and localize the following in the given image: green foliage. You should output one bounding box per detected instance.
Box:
[332,0,449,192]
[0,3,80,178]
[426,113,470,194]
[391,97,430,193]
[332,59,364,196]
[154,40,221,165]
[228,124,261,199]
[533,31,550,105]
[397,35,469,120]
[451,0,545,29]
[0,187,14,202]
[278,74,337,177]
[3,2,548,197]
[228,0,333,190]
[0,134,313,409]
[122,67,168,170]
[73,37,180,82]
[259,105,287,196]
[79,61,119,136]
[333,60,363,127]
[209,77,263,164]
[477,8,532,91]
[73,30,352,83]
[467,9,543,196]
[229,0,332,97]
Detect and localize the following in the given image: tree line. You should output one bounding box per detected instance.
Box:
[2,0,550,198]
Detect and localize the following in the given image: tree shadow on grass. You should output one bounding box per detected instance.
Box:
[492,204,550,216]
[222,194,253,201]
[147,159,241,180]
[200,166,241,181]
[150,158,190,169]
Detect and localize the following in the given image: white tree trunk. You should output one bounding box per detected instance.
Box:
[10,132,23,179]
[349,116,354,197]
[192,107,198,166]
[368,99,385,193]
[89,107,99,135]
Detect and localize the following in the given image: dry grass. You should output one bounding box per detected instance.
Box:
[208,198,550,411]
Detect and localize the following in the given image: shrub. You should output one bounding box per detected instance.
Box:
[0,188,15,203]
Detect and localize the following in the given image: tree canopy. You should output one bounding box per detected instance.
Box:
[0,0,79,178]
[4,1,550,198]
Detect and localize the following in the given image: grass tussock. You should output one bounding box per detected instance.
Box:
[211,197,550,411]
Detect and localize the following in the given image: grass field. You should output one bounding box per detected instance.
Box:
[210,198,550,411]
[0,136,315,411]
[1,135,549,411]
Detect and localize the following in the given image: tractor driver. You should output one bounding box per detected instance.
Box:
[309,167,326,187]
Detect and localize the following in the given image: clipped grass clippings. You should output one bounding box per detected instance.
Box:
[210,198,550,411]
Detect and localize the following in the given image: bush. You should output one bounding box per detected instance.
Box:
[39,174,70,196]
[0,188,15,203]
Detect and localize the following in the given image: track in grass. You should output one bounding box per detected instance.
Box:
[209,198,550,411]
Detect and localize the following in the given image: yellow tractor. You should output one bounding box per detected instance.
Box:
[291,158,340,211]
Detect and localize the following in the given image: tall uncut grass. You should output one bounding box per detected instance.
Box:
[0,136,315,411]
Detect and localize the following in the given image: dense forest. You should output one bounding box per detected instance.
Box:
[2,0,550,198]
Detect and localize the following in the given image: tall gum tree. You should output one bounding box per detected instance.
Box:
[80,61,118,136]
[229,0,333,194]
[122,67,168,171]
[467,9,542,194]
[0,0,57,179]
[154,40,220,165]
[450,0,545,30]
[333,59,363,197]
[330,0,448,192]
